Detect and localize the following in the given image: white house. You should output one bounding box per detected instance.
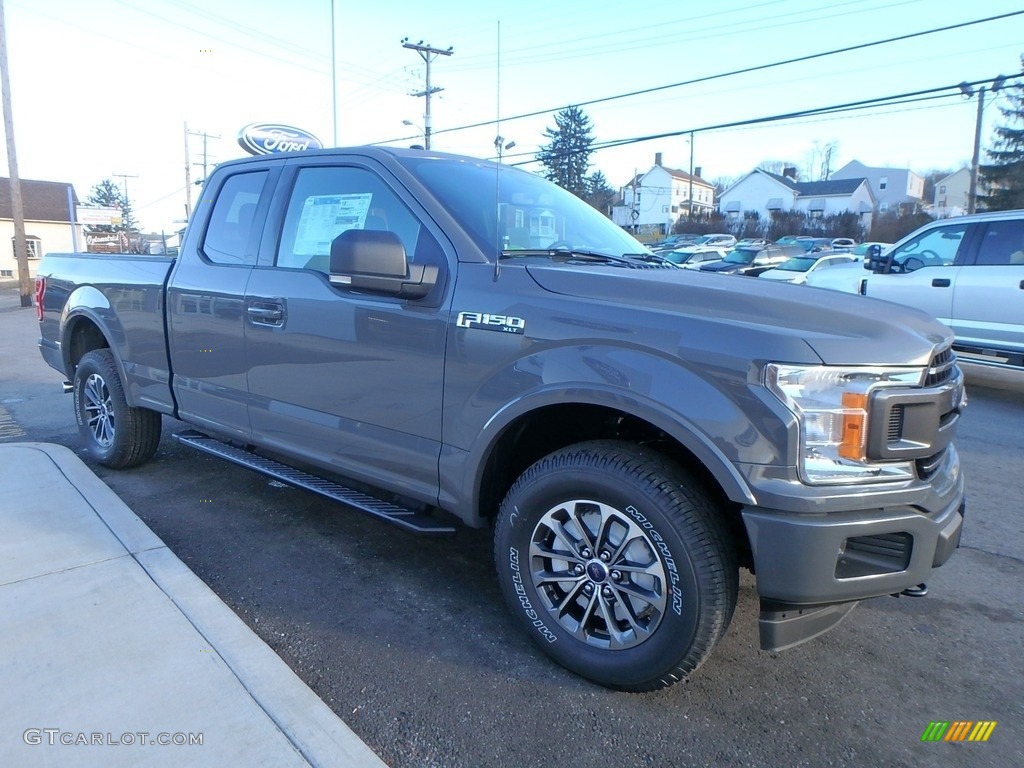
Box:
[830,160,924,213]
[611,153,715,234]
[717,168,875,230]
[933,168,971,218]
[0,178,82,282]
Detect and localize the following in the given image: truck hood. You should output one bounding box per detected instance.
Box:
[525,264,952,367]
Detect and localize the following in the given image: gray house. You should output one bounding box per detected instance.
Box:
[829,160,924,213]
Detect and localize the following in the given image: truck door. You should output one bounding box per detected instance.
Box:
[863,221,970,326]
[243,161,451,504]
[168,168,273,441]
[951,218,1024,354]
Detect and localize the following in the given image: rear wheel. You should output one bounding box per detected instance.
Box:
[73,349,161,468]
[494,440,737,692]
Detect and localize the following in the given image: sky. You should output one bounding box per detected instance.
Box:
[2,0,1023,233]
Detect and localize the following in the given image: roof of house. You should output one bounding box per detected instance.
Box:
[659,166,712,186]
[0,178,79,223]
[792,178,867,196]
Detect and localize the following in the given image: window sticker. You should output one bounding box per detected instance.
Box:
[293,193,373,255]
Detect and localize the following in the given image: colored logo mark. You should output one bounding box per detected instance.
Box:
[921,721,997,742]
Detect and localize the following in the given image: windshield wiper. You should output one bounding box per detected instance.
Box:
[500,248,678,268]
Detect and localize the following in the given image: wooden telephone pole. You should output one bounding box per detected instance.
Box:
[0,0,31,307]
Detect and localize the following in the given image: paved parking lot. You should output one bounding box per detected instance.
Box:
[2,286,1022,767]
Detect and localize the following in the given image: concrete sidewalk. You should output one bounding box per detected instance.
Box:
[0,442,387,768]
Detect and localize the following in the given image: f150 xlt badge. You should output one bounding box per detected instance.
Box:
[456,311,525,334]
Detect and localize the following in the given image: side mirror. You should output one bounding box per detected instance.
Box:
[866,244,885,272]
[328,229,438,299]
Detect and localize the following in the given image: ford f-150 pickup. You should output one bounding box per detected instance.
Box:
[36,147,966,691]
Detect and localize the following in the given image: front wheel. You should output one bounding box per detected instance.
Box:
[73,349,161,468]
[494,441,737,692]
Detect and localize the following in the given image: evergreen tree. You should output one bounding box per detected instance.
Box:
[537,106,594,198]
[85,179,140,233]
[979,59,1024,211]
[584,170,616,215]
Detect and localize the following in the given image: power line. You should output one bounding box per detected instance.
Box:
[502,74,1023,167]
[377,9,1024,146]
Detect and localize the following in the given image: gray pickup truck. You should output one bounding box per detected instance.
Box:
[37,147,966,691]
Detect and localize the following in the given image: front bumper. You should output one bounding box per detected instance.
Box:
[741,466,965,651]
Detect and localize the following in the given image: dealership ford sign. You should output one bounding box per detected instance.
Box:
[237,123,323,155]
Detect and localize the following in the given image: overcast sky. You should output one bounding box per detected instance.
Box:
[3,0,1023,232]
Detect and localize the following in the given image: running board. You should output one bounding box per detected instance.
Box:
[174,430,456,534]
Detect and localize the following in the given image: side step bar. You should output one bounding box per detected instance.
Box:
[174,430,456,534]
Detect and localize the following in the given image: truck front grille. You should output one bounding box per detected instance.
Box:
[924,346,956,387]
[916,449,947,480]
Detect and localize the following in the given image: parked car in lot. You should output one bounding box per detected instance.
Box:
[735,238,768,248]
[649,234,697,251]
[699,244,803,276]
[774,235,802,246]
[807,210,1024,369]
[661,247,724,269]
[796,237,834,253]
[830,237,857,252]
[759,252,858,284]
[688,233,737,249]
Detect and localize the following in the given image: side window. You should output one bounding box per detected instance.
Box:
[202,171,267,265]
[975,220,1024,266]
[890,224,966,272]
[277,166,440,274]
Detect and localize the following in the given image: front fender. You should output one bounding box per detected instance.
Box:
[445,342,793,521]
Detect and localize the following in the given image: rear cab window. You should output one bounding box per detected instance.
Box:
[201,171,268,265]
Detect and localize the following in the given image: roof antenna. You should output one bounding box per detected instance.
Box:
[494,20,502,282]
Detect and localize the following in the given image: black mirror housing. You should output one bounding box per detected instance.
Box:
[329,229,438,299]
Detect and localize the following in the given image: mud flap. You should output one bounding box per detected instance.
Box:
[759,599,859,652]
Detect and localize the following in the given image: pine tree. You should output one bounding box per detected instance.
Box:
[584,170,616,215]
[537,106,594,199]
[979,59,1024,211]
[85,179,140,233]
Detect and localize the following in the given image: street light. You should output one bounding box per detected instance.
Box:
[494,135,515,163]
[402,119,425,150]
[959,76,1007,214]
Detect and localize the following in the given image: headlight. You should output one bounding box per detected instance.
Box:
[765,364,923,484]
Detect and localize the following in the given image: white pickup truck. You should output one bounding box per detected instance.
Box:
[806,210,1024,369]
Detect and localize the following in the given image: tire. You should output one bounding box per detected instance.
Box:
[73,349,161,468]
[494,440,738,692]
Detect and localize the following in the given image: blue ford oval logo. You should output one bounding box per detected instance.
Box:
[237,123,323,156]
[586,562,608,583]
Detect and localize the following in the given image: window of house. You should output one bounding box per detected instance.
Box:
[10,236,40,259]
[879,176,888,190]
[939,185,946,194]
[0,269,12,277]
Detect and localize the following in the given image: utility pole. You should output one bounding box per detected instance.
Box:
[187,127,220,181]
[184,122,192,218]
[401,38,453,150]
[967,85,985,215]
[961,76,1007,214]
[0,0,31,307]
[112,172,137,249]
[688,131,695,219]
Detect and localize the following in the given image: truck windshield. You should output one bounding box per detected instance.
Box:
[403,156,645,260]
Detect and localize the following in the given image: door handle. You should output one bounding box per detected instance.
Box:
[931,278,951,288]
[247,302,284,326]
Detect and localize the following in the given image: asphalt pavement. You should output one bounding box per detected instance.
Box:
[0,440,387,768]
